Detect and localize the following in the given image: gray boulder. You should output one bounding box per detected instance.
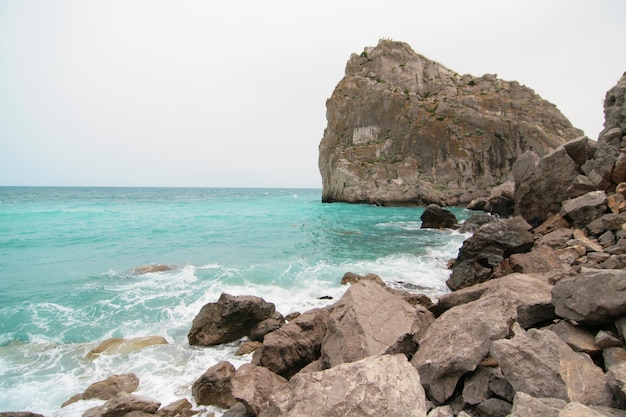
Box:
[552,269,626,325]
[188,293,275,346]
[560,190,608,228]
[252,307,331,379]
[447,216,534,290]
[508,392,566,417]
[490,324,613,406]
[259,354,427,417]
[321,280,433,368]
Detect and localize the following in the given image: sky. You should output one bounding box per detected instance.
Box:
[0,1,625,188]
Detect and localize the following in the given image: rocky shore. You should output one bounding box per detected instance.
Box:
[5,69,626,417]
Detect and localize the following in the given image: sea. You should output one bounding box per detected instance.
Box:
[0,186,472,416]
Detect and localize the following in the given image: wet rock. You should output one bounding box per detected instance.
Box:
[82,373,140,401]
[191,361,237,408]
[340,272,385,285]
[0,413,46,417]
[156,398,198,417]
[188,293,275,346]
[252,307,331,379]
[83,394,160,417]
[420,205,458,229]
[490,324,613,406]
[321,280,434,368]
[130,264,175,275]
[86,336,168,359]
[235,341,263,356]
[458,213,495,233]
[552,269,626,325]
[259,354,427,417]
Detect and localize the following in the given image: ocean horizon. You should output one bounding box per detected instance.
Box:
[0,186,471,416]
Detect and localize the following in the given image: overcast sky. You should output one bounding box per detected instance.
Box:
[1,1,625,188]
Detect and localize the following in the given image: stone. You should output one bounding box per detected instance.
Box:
[248,318,282,342]
[564,136,596,166]
[466,197,488,211]
[191,361,237,408]
[222,402,250,417]
[0,414,45,417]
[535,228,575,249]
[411,294,517,404]
[427,406,454,417]
[458,213,495,233]
[609,193,626,214]
[515,145,581,225]
[82,373,140,401]
[558,402,608,417]
[603,347,626,370]
[188,293,275,346]
[555,246,586,265]
[83,394,161,417]
[484,195,515,218]
[462,366,496,405]
[508,391,566,417]
[321,280,433,367]
[586,212,626,236]
[231,364,287,416]
[252,307,330,379]
[566,174,598,199]
[560,190,608,228]
[340,272,385,285]
[490,324,613,406]
[156,398,197,417]
[546,321,600,354]
[617,317,626,341]
[86,336,168,359]
[582,141,618,189]
[475,398,512,417]
[502,246,564,276]
[420,205,458,229]
[235,341,263,356]
[607,360,626,407]
[259,354,427,417]
[599,230,617,247]
[512,151,541,184]
[319,39,581,206]
[447,216,534,290]
[552,269,626,325]
[595,330,624,348]
[130,264,175,274]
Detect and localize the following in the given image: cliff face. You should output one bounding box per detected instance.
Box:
[318,39,583,205]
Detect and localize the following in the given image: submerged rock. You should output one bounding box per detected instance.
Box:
[86,336,168,359]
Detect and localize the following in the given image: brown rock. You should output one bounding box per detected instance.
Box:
[533,214,571,236]
[231,364,287,416]
[259,354,427,417]
[156,398,198,417]
[595,330,624,349]
[560,191,608,228]
[247,319,282,342]
[490,324,613,406]
[188,293,275,346]
[81,373,140,401]
[191,361,237,408]
[0,413,46,417]
[235,341,263,356]
[321,280,434,368]
[83,394,161,417]
[252,307,330,379]
[420,205,458,229]
[86,336,168,359]
[546,321,600,354]
[340,272,385,285]
[222,402,250,417]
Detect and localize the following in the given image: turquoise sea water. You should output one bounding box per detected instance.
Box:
[0,187,471,415]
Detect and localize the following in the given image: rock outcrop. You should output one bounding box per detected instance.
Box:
[318,39,582,206]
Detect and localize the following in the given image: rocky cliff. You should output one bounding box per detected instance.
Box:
[318,39,583,205]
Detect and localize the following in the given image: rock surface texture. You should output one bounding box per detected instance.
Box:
[318,39,582,206]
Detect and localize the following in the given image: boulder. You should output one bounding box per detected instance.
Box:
[546,321,601,354]
[512,150,540,184]
[420,205,458,229]
[475,398,512,417]
[259,354,427,417]
[490,324,613,406]
[466,197,488,211]
[508,392,566,417]
[252,307,331,379]
[458,213,495,233]
[447,217,534,290]
[231,364,287,416]
[86,336,168,359]
[462,366,507,405]
[563,136,596,166]
[222,402,250,417]
[0,413,45,417]
[248,318,282,342]
[558,402,610,417]
[83,394,161,417]
[607,358,626,407]
[340,272,385,285]
[552,269,626,325]
[514,145,581,225]
[191,361,237,408]
[533,214,571,236]
[188,293,275,346]
[496,246,564,277]
[235,341,263,356]
[581,141,618,189]
[82,373,140,401]
[427,406,454,417]
[566,174,598,199]
[156,399,198,417]
[595,330,624,349]
[560,191,608,228]
[321,280,434,368]
[586,212,626,236]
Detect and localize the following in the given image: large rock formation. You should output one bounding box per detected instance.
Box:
[318,39,582,206]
